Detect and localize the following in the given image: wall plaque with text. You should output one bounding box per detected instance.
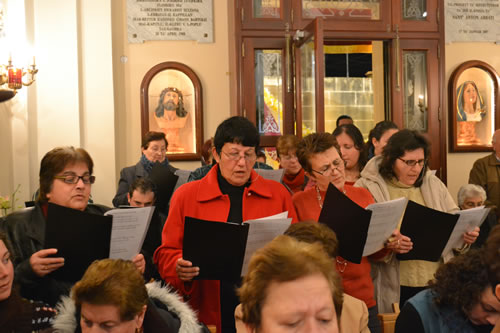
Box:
[127,0,213,43]
[445,0,500,43]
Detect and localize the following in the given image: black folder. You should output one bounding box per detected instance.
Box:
[396,201,459,262]
[318,183,371,264]
[150,163,179,211]
[183,217,249,280]
[45,203,112,282]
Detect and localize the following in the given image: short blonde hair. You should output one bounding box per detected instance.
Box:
[72,259,148,321]
[238,235,343,328]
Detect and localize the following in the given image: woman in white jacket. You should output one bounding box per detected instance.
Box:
[356,129,479,312]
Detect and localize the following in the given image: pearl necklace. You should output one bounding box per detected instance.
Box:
[336,257,348,273]
[315,185,346,209]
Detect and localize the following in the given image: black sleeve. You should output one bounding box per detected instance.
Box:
[395,303,425,333]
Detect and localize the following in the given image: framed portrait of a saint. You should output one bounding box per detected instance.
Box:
[141,62,203,161]
[449,60,499,152]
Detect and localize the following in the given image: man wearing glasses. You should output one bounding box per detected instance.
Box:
[4,146,145,306]
[154,116,298,333]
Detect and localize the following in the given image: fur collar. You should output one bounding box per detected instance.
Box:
[52,281,202,333]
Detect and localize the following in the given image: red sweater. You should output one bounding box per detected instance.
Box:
[292,185,383,308]
[154,166,298,332]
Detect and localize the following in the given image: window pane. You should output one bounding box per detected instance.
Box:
[300,39,317,135]
[402,0,427,21]
[255,50,283,136]
[253,0,281,18]
[302,0,381,20]
[403,51,428,131]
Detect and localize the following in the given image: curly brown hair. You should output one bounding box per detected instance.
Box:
[429,249,490,315]
[284,221,339,259]
[296,133,340,174]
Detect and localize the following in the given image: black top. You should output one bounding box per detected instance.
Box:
[395,302,493,333]
[217,168,249,333]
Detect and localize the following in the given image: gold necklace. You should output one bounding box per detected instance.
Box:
[336,256,348,273]
[315,186,323,209]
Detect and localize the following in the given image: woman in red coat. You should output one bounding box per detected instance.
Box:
[154,116,298,333]
[292,133,410,333]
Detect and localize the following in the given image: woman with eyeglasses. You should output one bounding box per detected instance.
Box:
[112,131,177,215]
[3,147,145,307]
[291,132,400,333]
[154,116,298,333]
[356,129,479,311]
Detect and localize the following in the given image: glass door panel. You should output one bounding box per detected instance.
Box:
[300,39,317,135]
[393,0,438,32]
[241,0,291,30]
[302,0,381,20]
[294,18,325,137]
[255,50,284,136]
[403,50,428,131]
[253,0,281,18]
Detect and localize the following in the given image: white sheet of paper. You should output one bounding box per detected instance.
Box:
[255,169,285,183]
[362,197,409,256]
[174,169,192,191]
[106,206,155,260]
[241,214,292,276]
[442,206,490,258]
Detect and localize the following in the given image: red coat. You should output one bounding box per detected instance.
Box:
[154,165,298,332]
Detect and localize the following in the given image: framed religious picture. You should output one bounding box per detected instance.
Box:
[141,62,203,161]
[449,60,499,152]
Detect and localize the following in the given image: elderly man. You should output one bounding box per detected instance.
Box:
[469,129,500,220]
[154,116,297,333]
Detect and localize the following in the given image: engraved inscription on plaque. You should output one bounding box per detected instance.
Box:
[127,0,213,43]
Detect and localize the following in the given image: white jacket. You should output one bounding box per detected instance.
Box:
[52,281,204,333]
[355,156,458,313]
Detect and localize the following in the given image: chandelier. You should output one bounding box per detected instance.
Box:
[0,4,38,103]
[0,56,38,103]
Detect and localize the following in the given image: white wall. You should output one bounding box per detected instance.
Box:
[0,0,116,206]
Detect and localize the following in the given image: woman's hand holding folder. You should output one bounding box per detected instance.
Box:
[176,258,199,281]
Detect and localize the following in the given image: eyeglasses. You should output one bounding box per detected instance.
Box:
[281,154,298,162]
[398,158,426,167]
[222,150,257,162]
[311,158,344,176]
[150,146,167,154]
[54,174,96,184]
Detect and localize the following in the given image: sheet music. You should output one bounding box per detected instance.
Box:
[241,215,292,276]
[106,206,155,260]
[174,169,192,191]
[442,206,490,257]
[363,197,408,256]
[255,169,285,183]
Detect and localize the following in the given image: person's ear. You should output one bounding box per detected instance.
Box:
[127,193,131,205]
[135,305,147,329]
[495,284,500,300]
[371,137,379,148]
[212,147,221,163]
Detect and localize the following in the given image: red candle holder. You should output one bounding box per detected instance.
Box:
[8,68,22,89]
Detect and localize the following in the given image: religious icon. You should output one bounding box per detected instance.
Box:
[456,81,486,145]
[141,62,203,161]
[449,60,499,153]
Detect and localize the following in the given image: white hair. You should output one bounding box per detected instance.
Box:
[457,184,486,206]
